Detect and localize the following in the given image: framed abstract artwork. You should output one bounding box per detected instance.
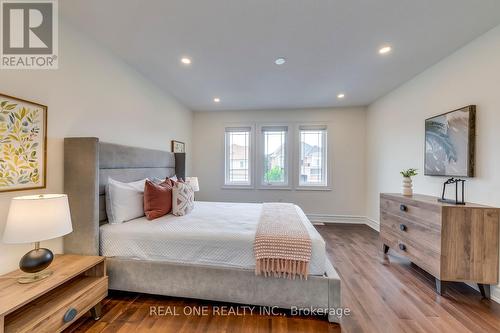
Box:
[424,105,475,177]
[171,140,185,153]
[0,93,47,192]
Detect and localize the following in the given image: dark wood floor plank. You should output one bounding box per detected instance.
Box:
[65,224,500,333]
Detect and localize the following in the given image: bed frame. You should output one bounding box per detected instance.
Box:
[63,137,341,323]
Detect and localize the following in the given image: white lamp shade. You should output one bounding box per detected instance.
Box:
[185,177,200,192]
[3,194,73,244]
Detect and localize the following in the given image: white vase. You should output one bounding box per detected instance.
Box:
[402,177,413,196]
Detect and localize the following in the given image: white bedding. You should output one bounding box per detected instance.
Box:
[100,201,327,275]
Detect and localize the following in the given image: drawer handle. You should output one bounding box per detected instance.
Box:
[399,224,407,231]
[400,204,408,212]
[63,308,78,323]
[399,243,407,251]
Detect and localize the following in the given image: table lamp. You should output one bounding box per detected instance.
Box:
[185,177,200,192]
[3,194,73,284]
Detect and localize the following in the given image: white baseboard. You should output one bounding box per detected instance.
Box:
[364,217,380,232]
[306,214,379,231]
[306,214,367,225]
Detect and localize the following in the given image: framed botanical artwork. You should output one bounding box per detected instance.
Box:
[171,140,185,153]
[0,93,47,192]
[425,105,475,177]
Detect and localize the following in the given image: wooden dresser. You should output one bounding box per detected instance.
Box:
[0,255,107,333]
[380,193,499,297]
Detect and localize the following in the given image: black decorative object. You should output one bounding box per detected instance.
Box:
[17,242,54,284]
[19,242,54,273]
[438,178,466,205]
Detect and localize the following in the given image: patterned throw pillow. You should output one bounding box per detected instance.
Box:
[172,181,194,216]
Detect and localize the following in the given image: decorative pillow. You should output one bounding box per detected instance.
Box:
[105,178,147,224]
[172,181,194,216]
[143,180,173,220]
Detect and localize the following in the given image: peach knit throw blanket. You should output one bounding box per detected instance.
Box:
[254,203,312,279]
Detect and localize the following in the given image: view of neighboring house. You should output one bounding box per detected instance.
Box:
[263,141,284,183]
[264,142,323,184]
[228,143,249,182]
[299,143,323,183]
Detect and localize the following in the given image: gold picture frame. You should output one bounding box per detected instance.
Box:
[0,93,47,192]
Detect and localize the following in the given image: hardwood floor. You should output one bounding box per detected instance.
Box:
[65,224,500,333]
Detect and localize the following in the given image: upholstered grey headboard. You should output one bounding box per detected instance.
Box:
[63,137,185,255]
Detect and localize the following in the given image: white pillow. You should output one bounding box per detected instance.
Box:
[172,182,194,216]
[106,178,147,224]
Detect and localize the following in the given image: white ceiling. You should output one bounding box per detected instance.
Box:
[61,0,500,111]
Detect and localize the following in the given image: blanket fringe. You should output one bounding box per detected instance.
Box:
[255,258,309,280]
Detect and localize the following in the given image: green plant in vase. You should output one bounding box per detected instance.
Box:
[400,168,418,196]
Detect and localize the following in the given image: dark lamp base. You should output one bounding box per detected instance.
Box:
[18,243,54,284]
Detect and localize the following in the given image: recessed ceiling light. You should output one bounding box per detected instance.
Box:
[337,93,345,99]
[213,97,221,103]
[379,46,392,55]
[181,57,192,65]
[275,57,286,65]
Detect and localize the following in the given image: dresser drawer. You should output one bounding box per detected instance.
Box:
[381,225,441,278]
[381,210,441,253]
[381,197,441,228]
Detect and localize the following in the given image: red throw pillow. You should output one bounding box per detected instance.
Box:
[143,180,173,220]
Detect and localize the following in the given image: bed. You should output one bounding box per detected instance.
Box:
[63,137,341,323]
[100,201,327,275]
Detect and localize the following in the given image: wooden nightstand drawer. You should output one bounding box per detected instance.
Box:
[380,196,441,228]
[5,276,107,333]
[0,255,107,333]
[381,210,441,253]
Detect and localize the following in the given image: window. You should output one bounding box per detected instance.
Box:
[223,123,328,189]
[225,127,252,186]
[260,126,289,186]
[299,125,327,187]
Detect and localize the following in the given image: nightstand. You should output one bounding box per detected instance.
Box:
[0,255,108,333]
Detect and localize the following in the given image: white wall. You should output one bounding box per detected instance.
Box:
[0,21,192,274]
[192,107,366,217]
[366,25,500,301]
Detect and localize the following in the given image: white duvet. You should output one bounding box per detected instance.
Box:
[100,201,327,275]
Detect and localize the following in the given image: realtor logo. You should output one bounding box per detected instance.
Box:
[1,0,58,69]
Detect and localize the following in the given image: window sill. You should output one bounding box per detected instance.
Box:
[257,186,292,190]
[295,186,332,191]
[221,185,255,190]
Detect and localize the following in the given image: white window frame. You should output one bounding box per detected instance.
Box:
[223,124,254,188]
[295,124,330,190]
[257,124,292,189]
